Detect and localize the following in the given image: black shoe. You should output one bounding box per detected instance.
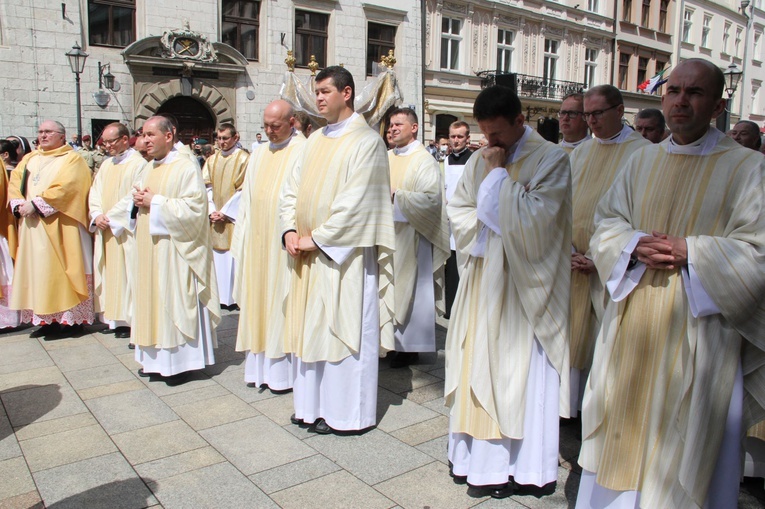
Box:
[467,481,516,499]
[390,352,419,368]
[314,418,332,434]
[490,482,516,499]
[128,343,135,350]
[137,368,152,378]
[290,413,304,425]
[30,322,61,338]
[59,324,84,338]
[165,372,191,386]
[114,327,131,339]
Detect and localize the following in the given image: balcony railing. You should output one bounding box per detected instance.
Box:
[477,71,585,100]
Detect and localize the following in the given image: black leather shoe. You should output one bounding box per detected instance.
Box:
[30,322,61,338]
[390,352,419,368]
[489,482,516,499]
[128,343,135,350]
[114,327,131,339]
[290,413,304,425]
[137,368,151,378]
[313,418,332,434]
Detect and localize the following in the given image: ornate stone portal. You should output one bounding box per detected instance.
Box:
[122,21,247,138]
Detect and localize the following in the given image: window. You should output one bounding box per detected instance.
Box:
[723,22,731,54]
[584,48,598,88]
[622,0,632,22]
[735,27,743,57]
[295,10,328,68]
[682,9,692,43]
[637,56,648,88]
[659,0,669,32]
[701,15,711,48]
[441,17,462,70]
[222,0,260,61]
[543,39,559,97]
[755,31,762,61]
[367,22,396,76]
[641,0,651,27]
[496,29,514,73]
[619,52,630,89]
[88,0,135,47]
[588,0,599,13]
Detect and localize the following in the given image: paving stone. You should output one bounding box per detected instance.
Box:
[377,387,440,433]
[305,428,432,485]
[0,412,20,462]
[201,358,244,377]
[0,366,66,392]
[133,446,226,482]
[390,415,450,446]
[139,371,217,398]
[250,390,296,425]
[199,415,314,476]
[375,460,488,509]
[415,434,450,465]
[0,338,51,371]
[501,467,579,509]
[85,389,178,434]
[64,363,136,391]
[160,383,230,408]
[471,497,528,507]
[112,419,208,465]
[41,335,99,351]
[46,342,120,372]
[2,384,87,428]
[147,461,276,509]
[14,412,98,441]
[33,452,157,509]
[20,424,117,472]
[212,363,279,403]
[0,491,43,509]
[249,454,341,494]
[404,380,445,404]
[115,352,142,372]
[0,349,54,375]
[270,470,392,509]
[210,343,246,364]
[428,367,446,379]
[423,396,450,416]
[77,379,146,401]
[378,365,442,394]
[173,393,259,430]
[94,332,133,352]
[0,456,36,500]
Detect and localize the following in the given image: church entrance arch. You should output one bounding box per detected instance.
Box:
[157,96,215,146]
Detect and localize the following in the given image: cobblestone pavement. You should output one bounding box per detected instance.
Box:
[0,311,762,508]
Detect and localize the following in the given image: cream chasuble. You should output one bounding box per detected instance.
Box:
[132,156,221,349]
[0,161,18,327]
[446,128,572,440]
[203,148,249,251]
[9,145,93,316]
[89,149,146,323]
[569,129,649,370]
[580,132,765,508]
[280,114,396,363]
[232,133,305,357]
[388,142,450,325]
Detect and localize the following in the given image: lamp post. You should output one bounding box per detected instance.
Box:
[65,43,88,145]
[716,62,743,132]
[94,62,115,107]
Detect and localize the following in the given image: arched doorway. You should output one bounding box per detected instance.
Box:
[435,113,458,141]
[156,97,215,145]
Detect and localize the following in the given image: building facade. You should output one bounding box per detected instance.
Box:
[0,0,423,146]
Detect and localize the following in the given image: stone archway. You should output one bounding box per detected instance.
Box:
[133,79,235,135]
[156,96,216,145]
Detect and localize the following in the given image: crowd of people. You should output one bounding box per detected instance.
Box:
[0,57,762,508]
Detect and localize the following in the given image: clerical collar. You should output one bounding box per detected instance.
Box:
[452,146,469,157]
[112,148,135,165]
[393,139,421,156]
[560,136,588,148]
[154,149,179,165]
[269,129,296,150]
[505,125,532,164]
[324,112,360,138]
[221,146,238,157]
[666,127,724,156]
[596,125,633,145]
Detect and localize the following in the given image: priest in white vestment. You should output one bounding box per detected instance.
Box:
[576,58,765,509]
[280,66,395,435]
[558,93,589,153]
[445,85,571,498]
[232,100,305,392]
[126,116,221,386]
[9,120,94,337]
[386,107,450,368]
[568,86,649,415]
[89,122,147,340]
[203,123,248,307]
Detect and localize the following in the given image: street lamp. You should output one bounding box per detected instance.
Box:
[65,43,88,145]
[717,62,743,132]
[94,62,115,107]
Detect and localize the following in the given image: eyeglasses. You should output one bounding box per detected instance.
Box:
[558,110,584,119]
[583,104,620,120]
[37,130,64,136]
[101,137,122,145]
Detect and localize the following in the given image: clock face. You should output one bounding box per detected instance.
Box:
[174,38,200,57]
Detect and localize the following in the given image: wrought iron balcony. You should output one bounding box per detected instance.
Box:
[476,71,585,100]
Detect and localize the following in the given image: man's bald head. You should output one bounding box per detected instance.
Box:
[263,100,296,145]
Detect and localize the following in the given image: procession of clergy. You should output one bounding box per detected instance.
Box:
[0,57,762,508]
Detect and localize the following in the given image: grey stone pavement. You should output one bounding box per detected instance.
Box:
[0,311,763,509]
